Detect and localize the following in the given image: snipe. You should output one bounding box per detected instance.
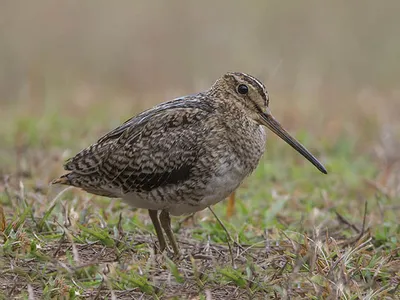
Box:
[53,72,327,255]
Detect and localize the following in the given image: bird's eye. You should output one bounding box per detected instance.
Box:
[237,84,248,95]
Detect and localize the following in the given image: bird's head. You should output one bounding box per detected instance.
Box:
[211,72,327,174]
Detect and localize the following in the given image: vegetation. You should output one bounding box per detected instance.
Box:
[0,95,399,299]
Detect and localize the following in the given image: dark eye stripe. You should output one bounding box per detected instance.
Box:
[229,72,269,107]
[241,75,268,104]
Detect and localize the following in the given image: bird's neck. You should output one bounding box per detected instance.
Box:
[206,90,248,117]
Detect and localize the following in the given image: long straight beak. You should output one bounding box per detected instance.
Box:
[260,111,327,174]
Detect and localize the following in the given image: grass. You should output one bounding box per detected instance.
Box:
[0,97,399,299]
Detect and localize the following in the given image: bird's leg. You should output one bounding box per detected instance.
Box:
[148,210,166,252]
[159,210,180,255]
[226,191,236,219]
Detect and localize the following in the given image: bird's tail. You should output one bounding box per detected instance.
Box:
[51,173,117,198]
[51,174,71,185]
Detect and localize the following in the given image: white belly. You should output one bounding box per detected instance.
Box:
[168,162,246,216]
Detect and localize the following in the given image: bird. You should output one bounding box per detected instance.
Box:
[52,72,327,255]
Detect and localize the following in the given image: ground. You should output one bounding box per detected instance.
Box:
[0,95,399,299]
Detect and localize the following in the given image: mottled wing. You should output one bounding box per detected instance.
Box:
[63,96,214,194]
[64,96,205,173]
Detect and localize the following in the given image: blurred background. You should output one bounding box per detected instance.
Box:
[1,0,400,171]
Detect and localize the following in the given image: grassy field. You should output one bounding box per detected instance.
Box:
[0,90,399,300]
